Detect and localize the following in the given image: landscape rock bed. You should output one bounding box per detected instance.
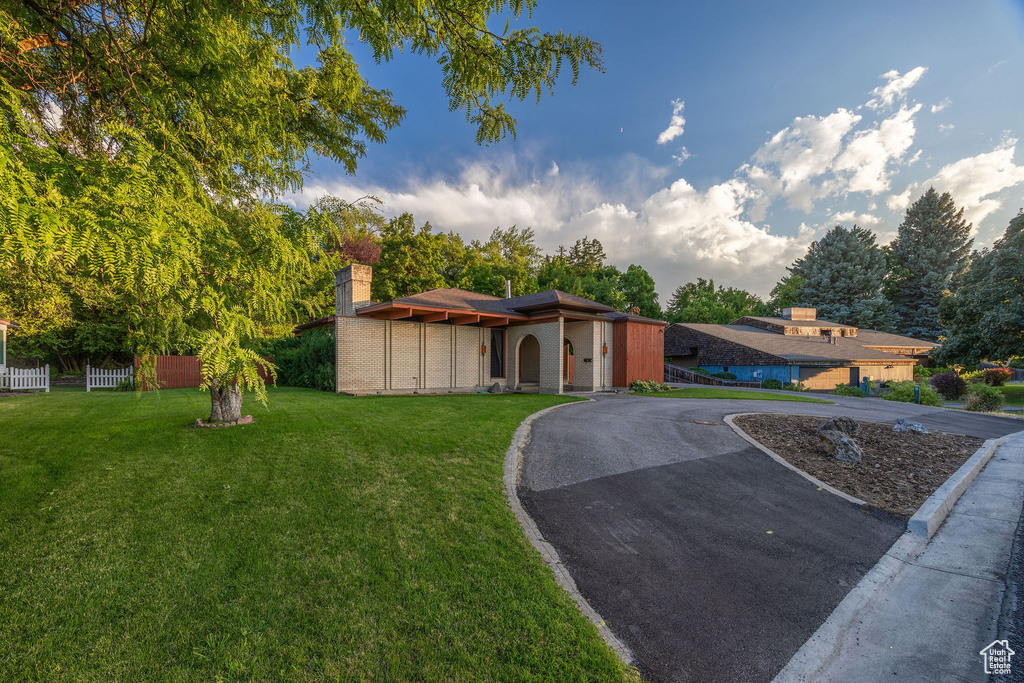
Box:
[734,414,984,515]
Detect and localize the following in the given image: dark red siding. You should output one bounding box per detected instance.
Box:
[612,321,665,387]
[135,355,273,390]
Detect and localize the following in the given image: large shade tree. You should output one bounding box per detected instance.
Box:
[790,224,895,331]
[936,210,1024,365]
[0,0,602,420]
[889,188,974,341]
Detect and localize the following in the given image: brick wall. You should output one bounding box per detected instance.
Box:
[506,320,565,394]
[336,316,492,394]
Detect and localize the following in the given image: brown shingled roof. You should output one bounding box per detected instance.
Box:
[675,324,916,362]
[856,329,940,349]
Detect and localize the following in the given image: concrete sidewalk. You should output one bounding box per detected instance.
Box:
[774,431,1024,683]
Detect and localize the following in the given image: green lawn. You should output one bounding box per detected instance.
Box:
[999,384,1024,406]
[0,388,632,682]
[639,387,832,403]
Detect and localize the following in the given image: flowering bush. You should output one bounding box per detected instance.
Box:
[965,384,1006,412]
[929,371,968,400]
[883,380,944,407]
[631,379,671,393]
[983,368,1013,387]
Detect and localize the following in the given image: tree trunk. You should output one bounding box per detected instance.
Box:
[209,380,243,422]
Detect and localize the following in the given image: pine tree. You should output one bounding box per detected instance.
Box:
[936,210,1024,365]
[889,188,974,340]
[791,225,895,330]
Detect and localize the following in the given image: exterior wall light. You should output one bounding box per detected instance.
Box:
[481,344,487,355]
[602,344,608,355]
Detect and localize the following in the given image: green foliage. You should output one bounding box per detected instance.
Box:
[440,226,542,298]
[890,188,974,341]
[692,367,711,375]
[0,0,601,413]
[617,265,662,318]
[882,381,944,407]
[260,330,336,392]
[666,278,772,324]
[767,274,804,315]
[1009,357,1024,370]
[790,225,895,330]
[937,211,1024,365]
[983,368,1013,387]
[371,214,447,302]
[782,381,807,392]
[913,365,951,378]
[929,371,968,399]
[113,377,134,392]
[761,378,784,390]
[710,371,737,380]
[833,384,867,397]
[630,379,671,393]
[964,384,1006,412]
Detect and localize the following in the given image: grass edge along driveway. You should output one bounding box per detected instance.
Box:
[0,388,634,682]
[638,387,833,403]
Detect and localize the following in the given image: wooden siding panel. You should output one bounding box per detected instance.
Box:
[135,355,273,390]
[613,321,665,387]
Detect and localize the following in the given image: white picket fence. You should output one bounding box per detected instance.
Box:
[86,365,134,391]
[0,365,50,392]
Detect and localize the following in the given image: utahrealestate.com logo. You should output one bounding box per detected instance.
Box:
[980,640,1015,675]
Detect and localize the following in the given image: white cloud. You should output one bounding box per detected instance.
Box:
[926,139,1024,227]
[672,147,691,164]
[886,187,912,212]
[865,67,927,110]
[832,104,921,195]
[657,99,686,145]
[749,108,861,211]
[831,210,882,226]
[931,97,951,113]
[548,161,559,177]
[938,123,954,132]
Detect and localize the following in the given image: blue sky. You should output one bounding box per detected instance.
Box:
[289,0,1024,299]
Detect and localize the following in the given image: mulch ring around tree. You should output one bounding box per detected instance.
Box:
[733,414,985,516]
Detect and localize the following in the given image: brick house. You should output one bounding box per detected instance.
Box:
[331,264,665,395]
[665,307,938,390]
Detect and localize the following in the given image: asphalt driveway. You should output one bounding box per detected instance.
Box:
[517,392,1022,682]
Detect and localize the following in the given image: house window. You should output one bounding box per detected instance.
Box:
[490,330,505,378]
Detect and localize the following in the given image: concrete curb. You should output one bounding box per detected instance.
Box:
[502,399,635,665]
[724,413,867,506]
[908,427,1024,538]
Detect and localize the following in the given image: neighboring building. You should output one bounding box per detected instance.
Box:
[331,264,665,395]
[665,307,938,390]
[0,318,18,374]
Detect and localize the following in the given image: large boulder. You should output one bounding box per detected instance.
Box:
[817,416,859,437]
[893,417,928,434]
[818,429,863,463]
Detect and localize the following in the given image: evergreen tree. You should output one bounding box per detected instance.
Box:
[889,188,974,340]
[767,273,804,316]
[936,210,1024,365]
[790,225,895,330]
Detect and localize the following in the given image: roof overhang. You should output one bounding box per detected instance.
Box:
[355,302,529,325]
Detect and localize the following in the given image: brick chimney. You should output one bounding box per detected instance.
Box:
[782,307,816,321]
[335,264,373,317]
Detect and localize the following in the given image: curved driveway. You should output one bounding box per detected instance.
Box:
[517,391,1021,683]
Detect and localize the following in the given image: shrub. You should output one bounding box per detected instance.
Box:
[1010,357,1024,370]
[914,365,950,378]
[834,383,867,397]
[113,377,134,392]
[711,371,737,380]
[882,380,944,407]
[782,381,806,392]
[960,369,983,380]
[983,368,1013,387]
[964,384,1006,412]
[761,378,783,390]
[929,371,968,400]
[692,367,710,376]
[259,329,336,392]
[631,379,671,393]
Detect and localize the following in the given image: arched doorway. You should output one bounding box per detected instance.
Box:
[518,334,540,384]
